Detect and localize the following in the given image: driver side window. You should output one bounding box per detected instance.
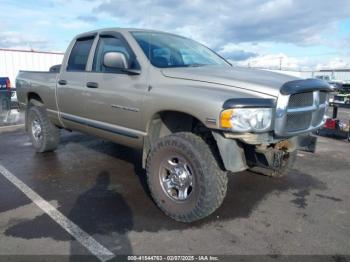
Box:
[92,36,131,73]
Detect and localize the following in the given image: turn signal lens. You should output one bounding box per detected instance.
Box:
[220,109,234,128]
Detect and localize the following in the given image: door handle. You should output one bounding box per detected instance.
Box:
[86,82,98,88]
[58,80,67,85]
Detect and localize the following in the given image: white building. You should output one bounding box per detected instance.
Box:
[310,69,350,82]
[264,68,350,82]
[0,48,64,86]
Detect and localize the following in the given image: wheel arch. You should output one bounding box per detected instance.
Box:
[142,110,223,169]
[27,92,44,106]
[26,92,44,131]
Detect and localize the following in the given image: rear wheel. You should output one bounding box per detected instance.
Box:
[27,105,60,152]
[146,132,228,222]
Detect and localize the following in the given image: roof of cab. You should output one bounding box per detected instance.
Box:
[74,27,167,39]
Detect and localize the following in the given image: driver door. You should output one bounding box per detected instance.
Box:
[83,32,148,146]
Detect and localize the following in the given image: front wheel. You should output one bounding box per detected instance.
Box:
[27,105,60,153]
[146,132,228,222]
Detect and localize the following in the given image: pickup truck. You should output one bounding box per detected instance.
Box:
[16,28,332,222]
[0,77,11,122]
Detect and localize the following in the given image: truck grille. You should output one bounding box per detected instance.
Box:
[275,91,328,136]
[319,92,327,104]
[286,112,312,132]
[288,92,313,108]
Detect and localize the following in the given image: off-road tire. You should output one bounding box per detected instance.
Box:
[146,132,228,222]
[27,105,60,152]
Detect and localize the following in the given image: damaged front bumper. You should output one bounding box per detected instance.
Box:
[212,130,317,174]
[245,134,317,176]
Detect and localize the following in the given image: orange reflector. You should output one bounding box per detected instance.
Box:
[220,109,233,128]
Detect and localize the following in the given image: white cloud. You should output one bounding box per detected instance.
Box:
[237,53,300,69]
[59,20,91,29]
[84,0,350,69]
[0,31,48,49]
[91,0,350,46]
[236,53,350,71]
[217,42,272,61]
[315,57,350,70]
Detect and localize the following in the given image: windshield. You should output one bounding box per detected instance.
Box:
[131,31,231,68]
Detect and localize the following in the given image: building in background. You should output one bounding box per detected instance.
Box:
[261,69,350,82]
[0,49,64,86]
[310,69,350,83]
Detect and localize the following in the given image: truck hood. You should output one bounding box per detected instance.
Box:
[161,65,299,97]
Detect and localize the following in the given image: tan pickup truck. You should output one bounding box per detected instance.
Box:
[16,28,332,222]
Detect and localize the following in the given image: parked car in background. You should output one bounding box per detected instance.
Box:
[314,75,350,92]
[0,77,12,122]
[16,28,332,222]
[316,75,350,104]
[333,85,350,104]
[0,77,11,95]
[10,88,18,108]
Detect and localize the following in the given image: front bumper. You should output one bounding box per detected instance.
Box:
[244,134,317,175]
[212,130,317,173]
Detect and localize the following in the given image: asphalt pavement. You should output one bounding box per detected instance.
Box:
[0,128,349,261]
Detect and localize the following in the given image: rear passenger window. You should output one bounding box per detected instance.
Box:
[67,37,94,71]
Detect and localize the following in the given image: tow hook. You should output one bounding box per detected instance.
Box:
[272,150,286,169]
[246,145,290,176]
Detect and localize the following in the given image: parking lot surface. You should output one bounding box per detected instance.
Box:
[0,128,350,260]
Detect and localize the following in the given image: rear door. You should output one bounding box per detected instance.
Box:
[56,35,96,132]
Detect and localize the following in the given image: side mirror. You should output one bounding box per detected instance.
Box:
[103,52,128,69]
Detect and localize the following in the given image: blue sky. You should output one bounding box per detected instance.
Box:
[1,0,350,70]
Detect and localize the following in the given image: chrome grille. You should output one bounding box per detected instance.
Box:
[286,113,312,131]
[312,107,326,126]
[319,91,327,104]
[274,90,328,136]
[288,92,313,108]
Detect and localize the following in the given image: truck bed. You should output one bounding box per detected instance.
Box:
[16,71,59,111]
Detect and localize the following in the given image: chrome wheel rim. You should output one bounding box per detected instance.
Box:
[159,155,194,201]
[31,118,42,142]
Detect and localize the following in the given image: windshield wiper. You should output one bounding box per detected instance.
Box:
[186,63,207,67]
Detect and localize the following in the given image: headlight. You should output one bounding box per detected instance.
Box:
[220,108,272,132]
